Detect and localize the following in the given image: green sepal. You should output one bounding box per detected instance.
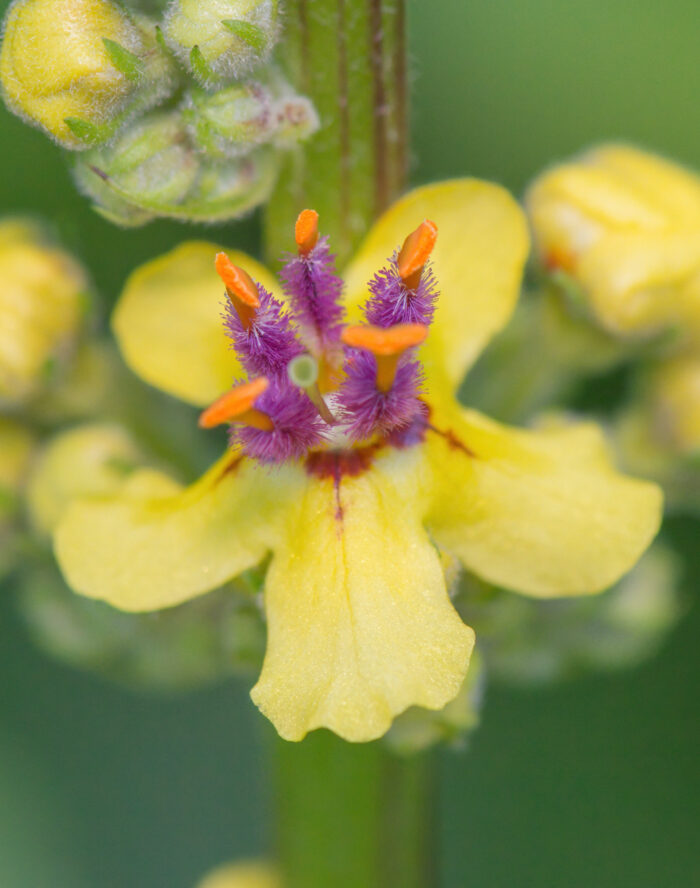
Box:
[64,117,107,145]
[221,19,267,51]
[190,45,217,83]
[102,38,144,83]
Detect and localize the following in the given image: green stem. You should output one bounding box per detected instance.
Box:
[273,732,436,888]
[263,4,424,886]
[264,0,409,267]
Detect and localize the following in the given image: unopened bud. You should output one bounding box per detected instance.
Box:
[73,110,278,225]
[0,0,177,149]
[0,219,89,404]
[163,0,278,85]
[184,81,319,159]
[72,111,199,226]
[26,423,142,536]
[526,144,700,343]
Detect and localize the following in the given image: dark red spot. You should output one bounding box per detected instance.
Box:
[305,444,381,481]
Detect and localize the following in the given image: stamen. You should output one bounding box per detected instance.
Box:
[287,354,337,425]
[397,220,438,289]
[215,252,260,330]
[342,323,427,392]
[198,377,273,430]
[295,209,319,256]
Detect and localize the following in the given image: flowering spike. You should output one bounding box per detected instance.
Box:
[295,209,319,256]
[280,213,345,357]
[198,377,272,429]
[215,252,260,329]
[397,220,438,288]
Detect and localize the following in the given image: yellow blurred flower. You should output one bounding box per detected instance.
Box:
[0,0,175,149]
[0,220,88,404]
[196,861,278,888]
[526,144,700,343]
[54,181,661,742]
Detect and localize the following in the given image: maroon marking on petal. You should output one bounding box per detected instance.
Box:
[213,454,244,485]
[427,424,477,458]
[305,443,382,482]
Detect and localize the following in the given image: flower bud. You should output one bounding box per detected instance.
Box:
[72,111,199,225]
[526,144,700,344]
[0,0,177,149]
[162,0,278,85]
[26,422,142,536]
[0,219,89,404]
[73,109,279,224]
[183,81,319,158]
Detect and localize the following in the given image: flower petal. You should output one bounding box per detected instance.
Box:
[251,448,475,742]
[113,241,281,406]
[343,180,529,388]
[425,406,662,597]
[54,454,289,611]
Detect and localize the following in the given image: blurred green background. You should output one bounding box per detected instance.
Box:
[1,0,699,885]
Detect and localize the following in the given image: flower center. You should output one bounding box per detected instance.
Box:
[199,211,439,467]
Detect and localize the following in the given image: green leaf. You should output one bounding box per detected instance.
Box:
[221,19,267,52]
[102,38,144,82]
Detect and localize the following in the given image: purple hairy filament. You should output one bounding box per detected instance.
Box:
[203,215,439,472]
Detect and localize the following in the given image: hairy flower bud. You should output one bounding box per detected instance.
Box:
[26,423,141,536]
[526,144,700,344]
[0,0,177,149]
[162,0,278,85]
[73,110,279,225]
[0,220,89,404]
[183,80,319,158]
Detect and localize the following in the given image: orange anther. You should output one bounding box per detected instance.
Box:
[199,377,271,429]
[295,209,319,255]
[342,323,428,356]
[397,219,438,288]
[215,253,260,307]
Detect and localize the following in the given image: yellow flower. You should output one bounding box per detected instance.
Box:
[0,219,88,404]
[0,0,174,149]
[54,181,662,742]
[196,861,278,888]
[526,144,700,343]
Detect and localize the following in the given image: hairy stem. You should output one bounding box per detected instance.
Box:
[264,0,408,267]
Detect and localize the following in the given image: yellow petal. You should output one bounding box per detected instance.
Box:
[251,447,475,742]
[425,406,662,598]
[54,453,289,611]
[343,180,529,389]
[113,241,280,406]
